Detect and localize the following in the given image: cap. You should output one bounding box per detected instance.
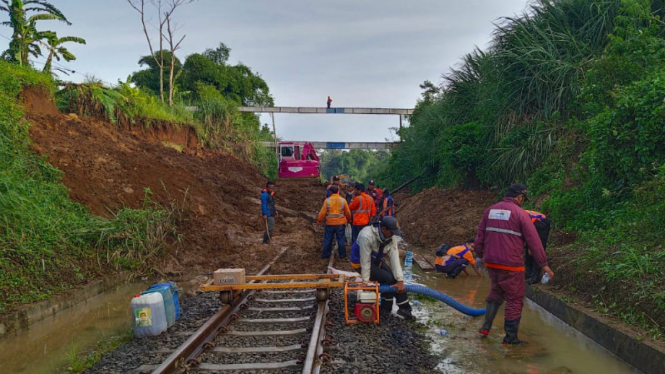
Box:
[505,183,528,200]
[380,216,402,236]
[368,180,376,186]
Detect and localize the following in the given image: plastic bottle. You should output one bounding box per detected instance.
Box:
[131,293,168,338]
[404,250,413,267]
[141,285,176,327]
[439,329,448,336]
[145,282,181,320]
[541,272,550,284]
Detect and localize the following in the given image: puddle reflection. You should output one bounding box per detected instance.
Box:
[408,254,639,374]
[0,282,147,374]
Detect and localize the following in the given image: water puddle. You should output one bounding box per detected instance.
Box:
[406,264,639,374]
[0,282,148,374]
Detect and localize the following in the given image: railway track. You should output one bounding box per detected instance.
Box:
[138,247,335,374]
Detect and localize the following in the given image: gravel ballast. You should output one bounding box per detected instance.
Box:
[83,287,441,374]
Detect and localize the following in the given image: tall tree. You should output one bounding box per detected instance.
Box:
[41,32,85,74]
[131,50,181,96]
[0,0,70,66]
[127,0,195,105]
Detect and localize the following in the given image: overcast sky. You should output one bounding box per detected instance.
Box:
[1,0,530,143]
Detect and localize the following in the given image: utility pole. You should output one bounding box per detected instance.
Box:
[271,112,278,161]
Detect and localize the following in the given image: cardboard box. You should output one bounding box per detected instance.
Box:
[213,268,245,286]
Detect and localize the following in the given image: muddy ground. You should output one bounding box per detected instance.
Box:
[394,188,498,250]
[26,92,328,278]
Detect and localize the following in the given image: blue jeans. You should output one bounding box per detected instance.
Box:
[352,224,368,244]
[323,225,346,258]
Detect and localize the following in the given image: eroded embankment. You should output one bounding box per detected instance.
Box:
[26,90,327,276]
[394,186,665,373]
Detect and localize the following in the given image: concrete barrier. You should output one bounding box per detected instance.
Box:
[526,286,665,374]
[0,272,133,339]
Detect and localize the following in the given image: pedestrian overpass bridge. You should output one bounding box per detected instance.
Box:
[241,106,412,150]
[260,141,397,150]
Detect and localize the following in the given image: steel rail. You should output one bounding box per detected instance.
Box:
[150,247,288,374]
[302,256,335,374]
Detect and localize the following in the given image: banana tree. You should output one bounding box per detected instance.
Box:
[0,0,70,66]
[42,32,85,74]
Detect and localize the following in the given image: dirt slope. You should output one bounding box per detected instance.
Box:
[26,93,327,276]
[395,187,498,250]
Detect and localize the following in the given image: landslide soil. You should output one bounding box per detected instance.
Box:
[394,187,498,249]
[26,91,328,277]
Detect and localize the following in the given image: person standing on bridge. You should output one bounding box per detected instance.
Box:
[261,181,278,245]
[474,183,554,345]
[317,185,352,259]
[348,183,376,244]
[327,96,333,109]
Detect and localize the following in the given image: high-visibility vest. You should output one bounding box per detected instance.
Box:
[351,194,373,225]
[382,196,394,217]
[525,210,546,223]
[326,195,347,219]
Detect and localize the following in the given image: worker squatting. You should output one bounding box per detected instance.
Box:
[262,179,555,344]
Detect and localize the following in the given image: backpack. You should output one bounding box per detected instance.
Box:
[435,243,451,257]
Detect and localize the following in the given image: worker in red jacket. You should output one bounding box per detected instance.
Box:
[474,183,555,345]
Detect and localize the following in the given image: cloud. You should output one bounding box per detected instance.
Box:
[1,0,529,141]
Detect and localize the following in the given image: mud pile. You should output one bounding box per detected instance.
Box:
[26,91,328,276]
[395,188,498,249]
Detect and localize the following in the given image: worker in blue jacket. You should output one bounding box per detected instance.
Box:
[261,181,278,244]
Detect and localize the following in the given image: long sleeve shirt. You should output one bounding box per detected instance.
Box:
[317,194,352,226]
[474,197,548,269]
[357,226,403,283]
[260,190,276,217]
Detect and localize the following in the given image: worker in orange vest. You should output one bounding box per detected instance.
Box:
[317,185,352,259]
[434,240,483,278]
[379,189,395,217]
[348,183,376,244]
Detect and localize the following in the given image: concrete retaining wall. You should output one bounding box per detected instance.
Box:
[526,286,665,374]
[0,272,133,338]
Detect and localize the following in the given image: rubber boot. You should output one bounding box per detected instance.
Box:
[396,301,414,321]
[502,318,526,345]
[379,298,393,318]
[527,266,542,285]
[479,301,501,336]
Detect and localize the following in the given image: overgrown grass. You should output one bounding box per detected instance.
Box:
[65,328,133,373]
[0,60,178,314]
[55,79,276,179]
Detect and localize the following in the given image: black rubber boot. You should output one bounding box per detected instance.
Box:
[502,318,527,345]
[527,270,542,285]
[479,301,501,336]
[396,301,414,321]
[379,298,393,317]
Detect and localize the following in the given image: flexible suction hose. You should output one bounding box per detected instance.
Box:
[378,284,486,317]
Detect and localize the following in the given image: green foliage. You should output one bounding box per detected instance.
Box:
[129,43,277,176]
[0,61,177,313]
[65,329,133,373]
[319,149,390,187]
[130,50,181,97]
[1,0,82,71]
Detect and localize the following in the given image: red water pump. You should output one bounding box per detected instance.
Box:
[344,282,380,324]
